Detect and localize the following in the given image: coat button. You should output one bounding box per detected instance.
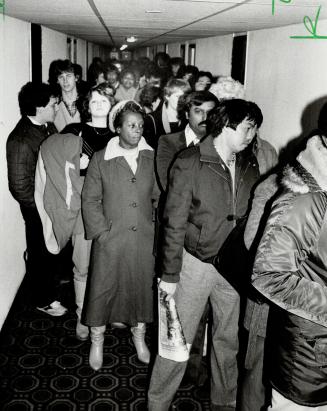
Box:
[132,226,137,231]
[131,177,136,183]
[132,202,137,207]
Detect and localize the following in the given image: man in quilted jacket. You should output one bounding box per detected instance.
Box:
[6,82,67,317]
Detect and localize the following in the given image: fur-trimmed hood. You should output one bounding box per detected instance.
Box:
[281,162,322,194]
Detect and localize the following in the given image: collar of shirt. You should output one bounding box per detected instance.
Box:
[27,116,42,126]
[185,124,200,147]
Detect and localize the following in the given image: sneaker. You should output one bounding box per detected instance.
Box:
[36,301,68,317]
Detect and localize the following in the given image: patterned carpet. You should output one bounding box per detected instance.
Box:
[0,281,210,411]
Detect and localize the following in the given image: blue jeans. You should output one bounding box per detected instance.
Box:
[148,250,240,411]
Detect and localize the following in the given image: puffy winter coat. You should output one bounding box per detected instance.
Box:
[252,161,327,406]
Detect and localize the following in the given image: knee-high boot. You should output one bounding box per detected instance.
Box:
[89,325,106,371]
[131,322,150,364]
[73,279,89,341]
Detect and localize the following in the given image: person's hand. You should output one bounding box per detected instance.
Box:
[80,153,90,170]
[159,280,177,301]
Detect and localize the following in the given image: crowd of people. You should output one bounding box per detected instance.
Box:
[6,51,327,411]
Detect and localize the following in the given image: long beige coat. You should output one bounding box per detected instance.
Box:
[81,138,158,326]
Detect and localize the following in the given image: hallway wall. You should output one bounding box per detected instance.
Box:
[0,15,31,329]
[0,15,109,330]
[245,20,327,152]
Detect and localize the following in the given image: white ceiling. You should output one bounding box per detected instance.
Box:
[5,0,327,48]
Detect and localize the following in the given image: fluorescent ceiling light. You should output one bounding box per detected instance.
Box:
[146,10,162,13]
[120,44,128,50]
[126,36,137,43]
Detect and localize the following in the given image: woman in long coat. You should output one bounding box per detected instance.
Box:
[81,101,158,370]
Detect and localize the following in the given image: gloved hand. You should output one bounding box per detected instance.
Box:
[159,280,177,301]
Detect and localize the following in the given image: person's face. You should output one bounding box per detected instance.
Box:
[195,75,211,91]
[88,91,111,119]
[166,89,184,111]
[187,101,216,138]
[183,73,193,82]
[298,135,327,180]
[172,64,180,77]
[106,70,118,86]
[148,76,161,88]
[38,96,58,123]
[57,71,77,93]
[122,73,135,89]
[225,118,258,153]
[118,111,144,149]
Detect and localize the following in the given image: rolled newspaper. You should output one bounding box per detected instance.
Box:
[158,288,190,362]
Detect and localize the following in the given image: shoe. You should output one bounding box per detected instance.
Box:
[131,322,150,364]
[36,301,68,317]
[89,326,106,370]
[111,322,127,329]
[76,319,89,341]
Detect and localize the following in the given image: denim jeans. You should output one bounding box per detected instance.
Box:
[148,249,240,411]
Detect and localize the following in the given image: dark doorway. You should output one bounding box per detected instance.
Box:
[231,34,247,84]
[31,23,42,83]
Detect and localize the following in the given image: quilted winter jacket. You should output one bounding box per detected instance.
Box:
[252,161,327,406]
[6,117,57,208]
[161,134,260,282]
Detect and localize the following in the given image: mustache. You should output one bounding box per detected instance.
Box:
[198,121,207,127]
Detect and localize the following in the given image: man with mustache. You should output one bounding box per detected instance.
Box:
[155,90,218,192]
[155,90,218,385]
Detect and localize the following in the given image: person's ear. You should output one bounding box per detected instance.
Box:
[185,111,189,120]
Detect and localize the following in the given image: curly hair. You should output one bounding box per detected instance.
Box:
[81,82,115,123]
[209,76,245,101]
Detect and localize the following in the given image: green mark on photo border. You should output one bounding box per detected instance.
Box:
[290,5,327,39]
[272,0,292,16]
[0,0,4,14]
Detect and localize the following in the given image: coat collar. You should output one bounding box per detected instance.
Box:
[199,135,228,167]
[282,161,322,194]
[104,136,153,161]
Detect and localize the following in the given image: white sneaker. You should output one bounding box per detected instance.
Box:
[36,301,68,317]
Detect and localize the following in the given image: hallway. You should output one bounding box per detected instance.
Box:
[0,281,210,410]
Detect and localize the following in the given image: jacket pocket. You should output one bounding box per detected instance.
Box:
[314,338,327,366]
[185,221,202,252]
[96,220,113,245]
